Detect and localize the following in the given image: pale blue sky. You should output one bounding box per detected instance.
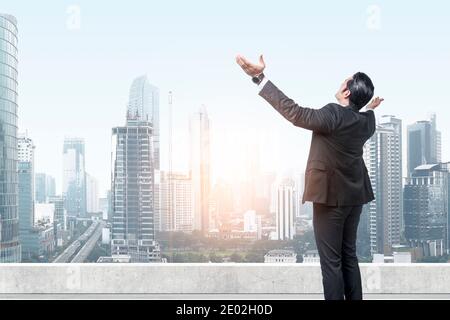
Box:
[2,0,450,195]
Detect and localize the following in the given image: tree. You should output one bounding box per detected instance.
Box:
[230,252,243,262]
[244,252,264,263]
[209,252,222,263]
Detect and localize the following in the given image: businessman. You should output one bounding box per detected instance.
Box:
[236,54,383,300]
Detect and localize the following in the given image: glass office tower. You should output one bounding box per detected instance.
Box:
[127,76,160,170]
[63,138,87,218]
[404,163,449,257]
[0,14,20,262]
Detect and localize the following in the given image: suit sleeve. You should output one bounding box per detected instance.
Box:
[366,110,376,136]
[259,80,340,134]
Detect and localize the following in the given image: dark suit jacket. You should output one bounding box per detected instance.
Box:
[259,80,375,206]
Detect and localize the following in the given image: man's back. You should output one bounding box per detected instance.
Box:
[259,81,376,206]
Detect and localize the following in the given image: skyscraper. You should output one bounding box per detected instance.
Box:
[62,138,87,218]
[239,138,260,213]
[0,14,21,262]
[48,195,66,247]
[48,196,66,231]
[35,173,56,203]
[111,113,160,262]
[361,115,402,256]
[46,175,56,199]
[274,177,295,240]
[293,171,313,218]
[127,75,160,170]
[159,171,193,232]
[244,210,257,232]
[257,171,276,216]
[86,173,99,213]
[35,173,46,203]
[430,113,442,163]
[190,105,211,235]
[209,179,234,228]
[407,114,441,176]
[380,115,404,234]
[404,163,449,257]
[18,134,35,257]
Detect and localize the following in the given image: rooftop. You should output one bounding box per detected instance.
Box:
[1,264,450,300]
[265,250,296,257]
[414,164,440,170]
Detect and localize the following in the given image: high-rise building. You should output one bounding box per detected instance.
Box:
[361,116,402,256]
[153,170,162,233]
[18,134,35,229]
[18,135,35,259]
[159,171,193,232]
[244,210,257,232]
[430,113,442,164]
[407,114,441,176]
[256,215,263,240]
[0,14,21,262]
[293,171,313,218]
[274,178,295,240]
[209,179,234,229]
[48,196,66,247]
[190,105,211,235]
[257,171,276,216]
[380,115,404,234]
[46,175,56,198]
[127,75,160,170]
[108,190,112,220]
[239,139,260,213]
[98,196,109,221]
[111,114,160,262]
[35,173,56,203]
[35,173,46,203]
[35,174,56,203]
[86,173,99,213]
[63,137,87,218]
[48,196,66,231]
[404,163,449,257]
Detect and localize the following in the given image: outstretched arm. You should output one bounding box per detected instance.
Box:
[258,80,340,133]
[236,54,340,134]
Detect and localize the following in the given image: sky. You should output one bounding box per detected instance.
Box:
[2,0,450,196]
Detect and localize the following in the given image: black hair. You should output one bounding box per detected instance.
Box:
[347,72,374,110]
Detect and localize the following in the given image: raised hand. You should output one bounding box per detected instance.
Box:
[236,54,266,77]
[367,97,384,110]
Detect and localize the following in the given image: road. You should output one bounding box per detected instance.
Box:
[53,221,101,263]
[71,221,104,263]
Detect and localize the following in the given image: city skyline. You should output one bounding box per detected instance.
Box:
[2,3,450,264]
[0,1,449,196]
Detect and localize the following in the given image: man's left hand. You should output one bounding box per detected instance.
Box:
[367,97,384,110]
[236,54,266,77]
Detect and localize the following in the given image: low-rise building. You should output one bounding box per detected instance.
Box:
[264,249,297,263]
[21,223,55,261]
[302,250,320,263]
[372,252,412,263]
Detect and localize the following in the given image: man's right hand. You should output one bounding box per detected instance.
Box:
[236,54,266,77]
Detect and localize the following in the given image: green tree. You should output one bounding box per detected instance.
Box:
[230,252,243,262]
[209,252,222,262]
[244,251,264,263]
